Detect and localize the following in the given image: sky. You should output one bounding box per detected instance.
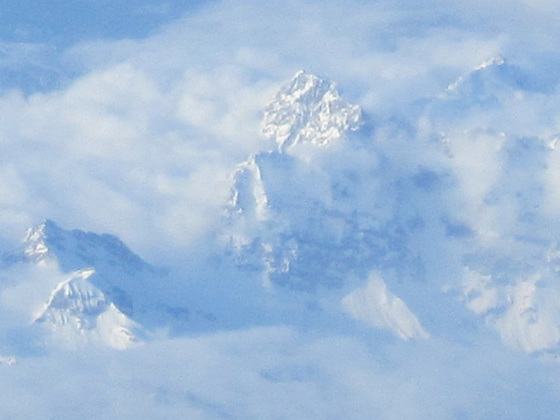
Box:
[0,0,205,43]
[2,0,560,418]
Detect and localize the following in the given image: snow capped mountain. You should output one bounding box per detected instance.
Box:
[6,3,560,418]
[34,268,143,350]
[414,55,549,135]
[229,72,386,288]
[2,220,192,349]
[22,219,153,275]
[226,146,411,292]
[408,58,560,355]
[224,71,429,339]
[225,65,560,353]
[263,70,362,152]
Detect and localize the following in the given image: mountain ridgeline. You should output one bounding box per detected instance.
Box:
[3,63,560,356]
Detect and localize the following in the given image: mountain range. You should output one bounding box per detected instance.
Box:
[2,59,560,360]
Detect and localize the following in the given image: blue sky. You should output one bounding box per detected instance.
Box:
[0,0,209,44]
[0,0,212,92]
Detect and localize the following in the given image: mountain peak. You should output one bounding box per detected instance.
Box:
[443,54,539,100]
[34,268,144,350]
[262,70,362,152]
[23,219,61,265]
[22,220,151,274]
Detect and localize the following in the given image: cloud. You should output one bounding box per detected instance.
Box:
[0,327,558,419]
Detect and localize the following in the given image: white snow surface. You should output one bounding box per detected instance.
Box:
[342,273,429,340]
[34,268,143,350]
[263,70,362,151]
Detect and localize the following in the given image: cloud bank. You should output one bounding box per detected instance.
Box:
[1,327,559,420]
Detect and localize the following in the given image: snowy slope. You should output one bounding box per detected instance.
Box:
[22,219,152,274]
[34,268,143,349]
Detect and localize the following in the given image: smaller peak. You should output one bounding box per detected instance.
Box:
[444,54,516,96]
[475,55,506,71]
[24,219,60,241]
[23,219,62,263]
[19,220,154,274]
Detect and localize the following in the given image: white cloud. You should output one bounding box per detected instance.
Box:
[0,327,557,419]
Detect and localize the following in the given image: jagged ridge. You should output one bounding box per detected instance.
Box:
[263,70,362,151]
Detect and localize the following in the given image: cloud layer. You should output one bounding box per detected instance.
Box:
[1,327,559,420]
